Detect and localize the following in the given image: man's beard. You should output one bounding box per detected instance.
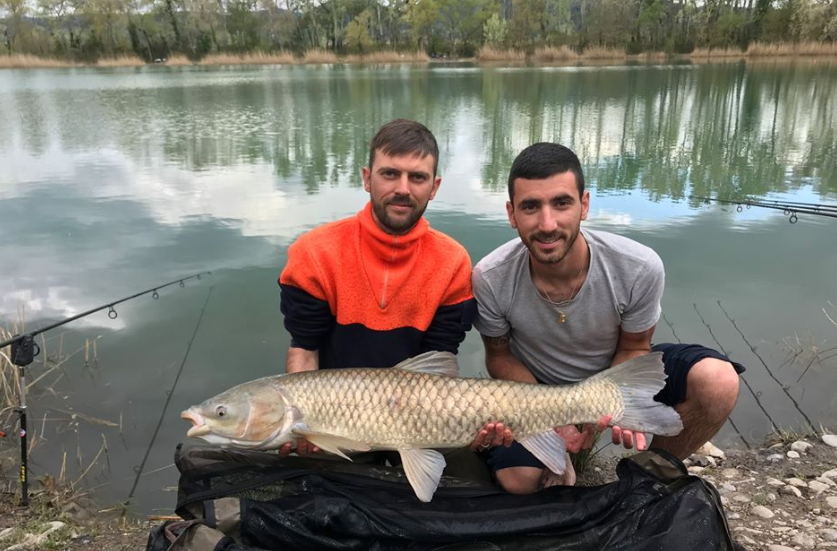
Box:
[524,226,581,264]
[372,195,427,234]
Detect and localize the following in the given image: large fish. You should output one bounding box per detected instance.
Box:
[181,351,682,502]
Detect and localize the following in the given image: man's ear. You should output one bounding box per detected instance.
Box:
[506,201,517,229]
[429,175,442,201]
[362,167,371,193]
[581,190,590,221]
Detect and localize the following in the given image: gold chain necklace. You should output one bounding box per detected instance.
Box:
[535,261,587,324]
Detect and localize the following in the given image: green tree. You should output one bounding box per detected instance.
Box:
[404,0,439,50]
[483,12,507,47]
[345,8,373,53]
[509,0,546,50]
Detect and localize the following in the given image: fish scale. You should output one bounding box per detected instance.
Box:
[282,368,621,449]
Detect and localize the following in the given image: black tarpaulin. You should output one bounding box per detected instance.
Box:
[146,444,739,551]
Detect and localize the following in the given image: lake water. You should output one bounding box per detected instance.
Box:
[0,59,835,515]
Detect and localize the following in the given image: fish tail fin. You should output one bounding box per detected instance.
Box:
[598,352,683,436]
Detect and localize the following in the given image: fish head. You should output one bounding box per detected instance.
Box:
[180,378,299,449]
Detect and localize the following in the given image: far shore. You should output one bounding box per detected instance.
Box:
[2,41,837,70]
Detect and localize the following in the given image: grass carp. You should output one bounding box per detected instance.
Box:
[181,351,682,502]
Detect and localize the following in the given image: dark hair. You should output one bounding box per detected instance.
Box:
[507,142,585,201]
[369,119,439,176]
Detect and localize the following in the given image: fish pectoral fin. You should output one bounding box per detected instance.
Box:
[520,431,567,475]
[393,351,459,377]
[291,430,372,461]
[398,448,446,503]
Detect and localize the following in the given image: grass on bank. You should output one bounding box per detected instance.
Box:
[0,54,77,68]
[344,50,429,63]
[302,49,339,64]
[4,41,837,69]
[198,51,296,66]
[746,40,837,56]
[477,46,526,61]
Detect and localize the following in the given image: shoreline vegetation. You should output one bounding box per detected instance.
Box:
[2,41,837,69]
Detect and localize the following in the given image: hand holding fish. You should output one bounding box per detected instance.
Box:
[555,415,647,452]
[610,423,647,451]
[278,437,320,457]
[469,422,513,451]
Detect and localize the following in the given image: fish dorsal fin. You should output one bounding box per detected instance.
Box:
[399,448,446,502]
[393,351,459,377]
[291,428,372,461]
[520,430,567,475]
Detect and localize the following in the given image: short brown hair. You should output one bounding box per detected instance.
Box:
[368,119,439,176]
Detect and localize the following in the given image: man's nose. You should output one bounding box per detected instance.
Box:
[393,173,411,194]
[537,208,557,232]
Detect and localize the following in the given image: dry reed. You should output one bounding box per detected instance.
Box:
[96,55,145,67]
[580,46,626,60]
[477,46,526,61]
[198,51,295,66]
[162,54,192,66]
[532,45,579,62]
[746,41,837,57]
[344,50,429,63]
[302,49,339,64]
[690,47,744,58]
[0,54,76,69]
[634,51,669,60]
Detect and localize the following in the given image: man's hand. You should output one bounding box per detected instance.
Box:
[554,415,615,453]
[610,423,647,451]
[469,422,513,452]
[278,437,320,457]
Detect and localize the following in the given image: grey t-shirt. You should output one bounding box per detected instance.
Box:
[472,228,664,384]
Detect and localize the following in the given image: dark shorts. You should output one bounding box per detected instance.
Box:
[486,343,746,472]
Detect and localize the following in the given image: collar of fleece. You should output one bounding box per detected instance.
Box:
[356,201,429,309]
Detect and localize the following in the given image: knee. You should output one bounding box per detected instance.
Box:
[687,358,740,416]
[495,467,542,495]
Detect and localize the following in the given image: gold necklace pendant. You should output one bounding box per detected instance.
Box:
[558,311,567,323]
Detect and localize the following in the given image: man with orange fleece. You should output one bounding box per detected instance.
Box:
[277,119,482,459]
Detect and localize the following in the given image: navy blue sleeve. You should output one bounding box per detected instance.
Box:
[420,298,477,354]
[279,284,335,350]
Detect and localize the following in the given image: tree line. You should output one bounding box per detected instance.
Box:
[1,0,836,63]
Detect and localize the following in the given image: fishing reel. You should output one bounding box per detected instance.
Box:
[10,334,38,367]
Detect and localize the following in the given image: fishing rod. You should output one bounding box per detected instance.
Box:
[692,196,837,223]
[0,271,211,506]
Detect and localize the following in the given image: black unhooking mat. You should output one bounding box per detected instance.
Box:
[147,444,739,551]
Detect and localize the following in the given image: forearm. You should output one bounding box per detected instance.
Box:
[482,334,538,384]
[610,326,655,368]
[610,347,650,368]
[285,347,319,373]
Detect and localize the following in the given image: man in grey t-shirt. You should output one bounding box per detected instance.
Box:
[470,142,744,495]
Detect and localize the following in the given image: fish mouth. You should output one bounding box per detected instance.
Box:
[181,409,211,438]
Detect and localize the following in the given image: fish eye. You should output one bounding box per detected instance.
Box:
[216,405,227,417]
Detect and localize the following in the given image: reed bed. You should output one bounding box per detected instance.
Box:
[344,50,429,63]
[690,47,745,58]
[302,49,339,64]
[634,51,669,60]
[161,54,191,66]
[96,54,145,67]
[579,46,626,60]
[532,45,579,62]
[198,51,296,65]
[0,54,76,69]
[746,41,837,57]
[477,46,526,61]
